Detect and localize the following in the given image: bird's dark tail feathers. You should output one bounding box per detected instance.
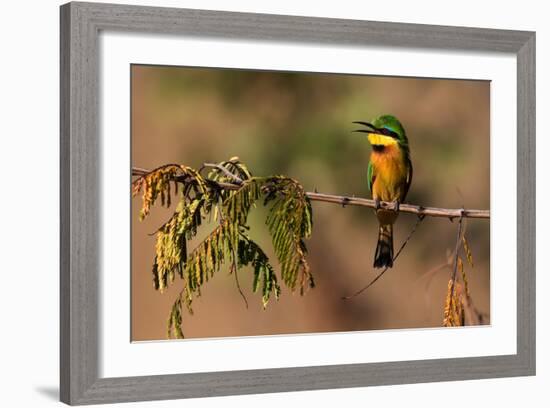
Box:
[374,223,394,268]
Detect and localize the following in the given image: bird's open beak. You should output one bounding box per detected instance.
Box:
[352,121,398,147]
[351,121,377,135]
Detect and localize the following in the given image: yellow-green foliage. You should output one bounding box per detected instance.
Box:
[238,232,281,308]
[264,177,314,294]
[132,158,314,338]
[443,278,465,327]
[443,234,474,327]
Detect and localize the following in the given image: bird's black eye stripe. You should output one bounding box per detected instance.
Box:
[352,120,399,139]
[380,128,399,139]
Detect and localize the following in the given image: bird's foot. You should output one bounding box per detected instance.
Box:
[392,200,400,212]
[374,198,381,210]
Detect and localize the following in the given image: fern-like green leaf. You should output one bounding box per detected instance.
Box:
[152,196,204,292]
[223,178,263,225]
[185,219,237,288]
[238,234,280,308]
[264,177,314,294]
[132,159,315,339]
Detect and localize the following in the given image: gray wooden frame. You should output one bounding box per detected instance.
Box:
[60,1,536,405]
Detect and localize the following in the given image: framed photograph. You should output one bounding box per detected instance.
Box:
[60,1,535,405]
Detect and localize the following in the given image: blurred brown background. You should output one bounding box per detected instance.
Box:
[131,64,490,341]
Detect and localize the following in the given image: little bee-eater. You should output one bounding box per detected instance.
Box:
[353,115,413,268]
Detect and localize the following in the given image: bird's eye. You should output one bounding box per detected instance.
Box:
[382,127,398,139]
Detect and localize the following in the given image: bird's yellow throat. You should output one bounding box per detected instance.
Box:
[367,133,398,147]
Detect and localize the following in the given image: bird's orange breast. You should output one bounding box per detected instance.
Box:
[370,145,409,203]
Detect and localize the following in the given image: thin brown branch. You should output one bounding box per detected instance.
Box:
[306,192,488,219]
[417,262,450,291]
[341,214,425,300]
[132,167,150,177]
[419,262,451,308]
[132,164,182,177]
[448,214,465,304]
[200,162,244,185]
[131,167,490,220]
[230,251,249,309]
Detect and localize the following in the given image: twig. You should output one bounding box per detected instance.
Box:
[133,165,196,186]
[132,167,490,220]
[201,163,244,185]
[132,167,150,177]
[417,262,451,293]
[449,212,465,302]
[306,192,488,219]
[446,216,486,325]
[218,202,248,309]
[342,215,426,300]
[132,164,182,177]
[230,249,249,309]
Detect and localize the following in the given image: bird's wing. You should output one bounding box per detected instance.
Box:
[367,161,375,192]
[403,158,413,200]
